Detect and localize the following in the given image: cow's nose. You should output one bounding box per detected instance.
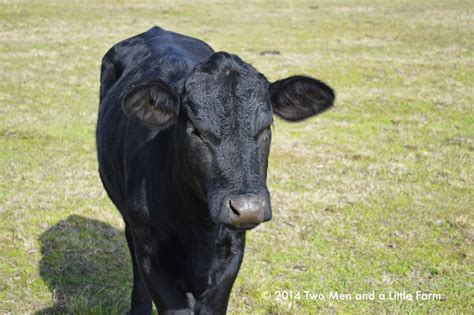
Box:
[228,193,269,226]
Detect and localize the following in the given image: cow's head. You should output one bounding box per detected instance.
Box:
[123,52,334,229]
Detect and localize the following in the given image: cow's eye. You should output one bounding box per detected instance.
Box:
[186,122,204,142]
[186,121,221,146]
[191,127,202,139]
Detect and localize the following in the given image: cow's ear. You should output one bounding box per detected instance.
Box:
[122,81,179,130]
[270,75,335,122]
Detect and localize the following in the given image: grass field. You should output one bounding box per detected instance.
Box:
[1,0,473,314]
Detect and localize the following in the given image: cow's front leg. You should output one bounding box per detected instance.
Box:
[125,223,153,315]
[193,230,246,315]
[130,226,192,314]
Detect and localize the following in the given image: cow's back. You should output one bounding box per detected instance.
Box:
[99,26,213,102]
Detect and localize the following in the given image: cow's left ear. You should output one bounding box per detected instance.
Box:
[122,81,179,130]
[270,75,335,122]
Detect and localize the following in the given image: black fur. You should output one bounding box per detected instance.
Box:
[96,26,334,314]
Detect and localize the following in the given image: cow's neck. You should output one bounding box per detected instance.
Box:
[162,126,212,226]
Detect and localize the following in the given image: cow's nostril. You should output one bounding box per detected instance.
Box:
[229,200,240,216]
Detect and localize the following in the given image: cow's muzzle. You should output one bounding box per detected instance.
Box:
[225,193,271,228]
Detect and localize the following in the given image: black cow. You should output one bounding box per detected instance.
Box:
[96,26,334,314]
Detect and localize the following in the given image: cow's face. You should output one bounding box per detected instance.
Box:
[179,53,273,229]
[122,52,335,229]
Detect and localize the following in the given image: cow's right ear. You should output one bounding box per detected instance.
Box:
[122,81,179,130]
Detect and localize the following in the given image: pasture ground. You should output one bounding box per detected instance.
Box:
[1,1,473,314]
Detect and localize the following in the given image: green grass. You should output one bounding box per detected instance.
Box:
[1,1,473,314]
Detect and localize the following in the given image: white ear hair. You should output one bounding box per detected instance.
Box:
[122,81,180,130]
[270,75,335,122]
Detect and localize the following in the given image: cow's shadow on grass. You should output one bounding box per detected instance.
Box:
[37,215,132,314]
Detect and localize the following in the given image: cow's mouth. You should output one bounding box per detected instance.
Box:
[224,222,260,231]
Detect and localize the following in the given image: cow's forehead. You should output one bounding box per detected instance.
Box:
[183,53,271,135]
